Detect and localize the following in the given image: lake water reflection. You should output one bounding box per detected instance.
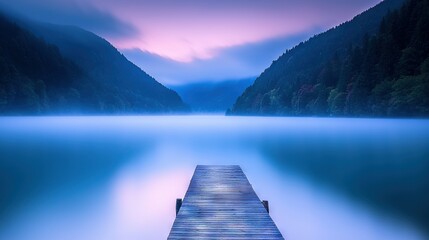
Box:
[0,116,428,240]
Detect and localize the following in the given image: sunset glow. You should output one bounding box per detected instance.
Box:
[2,0,381,83]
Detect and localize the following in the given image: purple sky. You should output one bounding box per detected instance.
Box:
[1,0,381,85]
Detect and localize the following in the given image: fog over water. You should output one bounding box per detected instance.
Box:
[0,116,428,240]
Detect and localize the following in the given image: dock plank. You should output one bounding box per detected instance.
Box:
[168,165,284,239]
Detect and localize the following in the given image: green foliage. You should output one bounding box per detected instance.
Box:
[230,0,429,117]
[390,74,429,115]
[371,80,393,115]
[328,89,347,115]
[0,14,187,115]
[398,47,420,75]
[421,57,429,73]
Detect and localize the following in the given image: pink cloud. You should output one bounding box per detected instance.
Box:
[82,0,382,62]
[2,0,381,65]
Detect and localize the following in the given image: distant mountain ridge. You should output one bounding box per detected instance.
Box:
[172,78,254,113]
[0,14,188,114]
[228,0,427,117]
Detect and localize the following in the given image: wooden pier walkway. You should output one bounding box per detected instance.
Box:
[168,165,284,239]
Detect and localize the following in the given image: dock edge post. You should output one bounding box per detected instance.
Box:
[176,198,182,216]
[262,200,269,213]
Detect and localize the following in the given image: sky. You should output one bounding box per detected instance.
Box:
[1,0,381,85]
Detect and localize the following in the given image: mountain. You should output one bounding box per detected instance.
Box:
[228,0,428,117]
[0,14,84,114]
[172,78,254,113]
[0,14,188,114]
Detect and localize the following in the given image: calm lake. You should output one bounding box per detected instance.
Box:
[0,116,428,240]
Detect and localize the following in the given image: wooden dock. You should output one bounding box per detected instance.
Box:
[168,165,284,239]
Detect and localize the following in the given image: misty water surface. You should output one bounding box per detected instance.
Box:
[0,116,428,240]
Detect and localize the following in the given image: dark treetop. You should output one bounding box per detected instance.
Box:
[228,0,429,117]
[0,14,188,114]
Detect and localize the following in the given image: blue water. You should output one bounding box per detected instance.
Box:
[0,116,428,240]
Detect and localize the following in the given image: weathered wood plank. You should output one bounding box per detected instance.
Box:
[168,165,284,239]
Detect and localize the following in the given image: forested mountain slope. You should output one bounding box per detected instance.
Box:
[25,21,188,113]
[0,14,188,114]
[228,0,428,117]
[0,15,85,113]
